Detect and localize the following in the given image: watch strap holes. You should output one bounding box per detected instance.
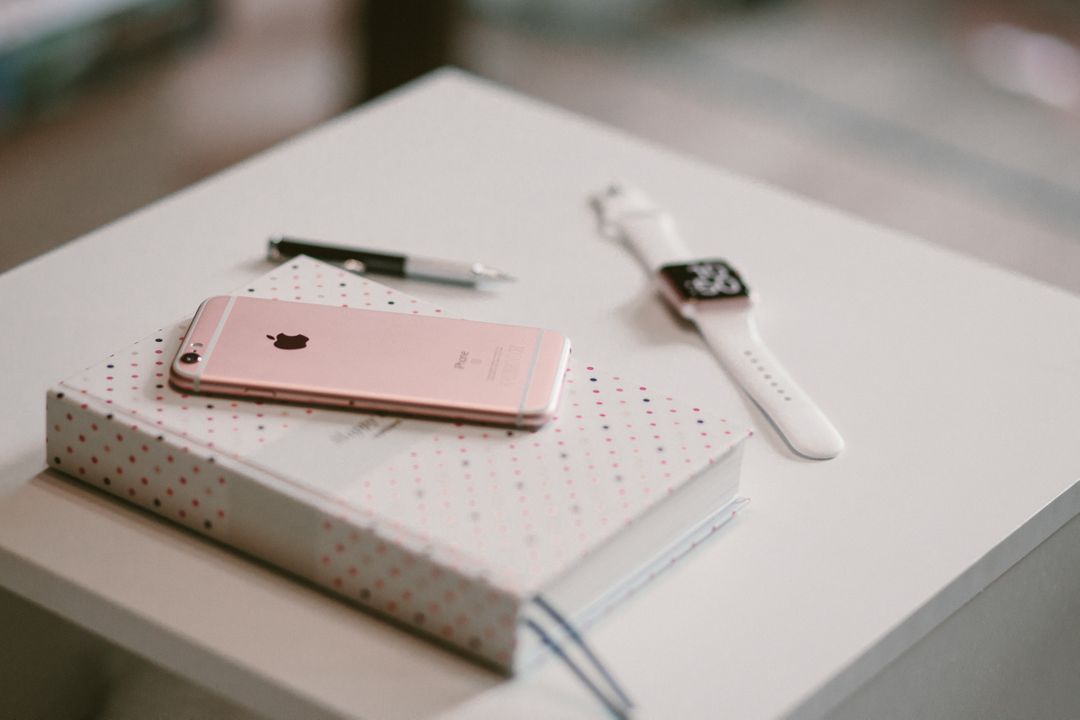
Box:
[744,349,792,401]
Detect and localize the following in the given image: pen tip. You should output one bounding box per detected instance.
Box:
[472,264,515,282]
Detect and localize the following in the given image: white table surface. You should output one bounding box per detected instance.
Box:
[2,69,1080,720]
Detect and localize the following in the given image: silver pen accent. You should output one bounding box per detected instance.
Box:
[268,235,514,287]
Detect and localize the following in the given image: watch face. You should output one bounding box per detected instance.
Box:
[660,260,749,300]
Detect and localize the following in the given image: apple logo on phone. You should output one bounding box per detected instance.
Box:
[267,333,309,350]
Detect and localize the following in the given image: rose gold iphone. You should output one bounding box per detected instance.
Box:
[170,296,571,428]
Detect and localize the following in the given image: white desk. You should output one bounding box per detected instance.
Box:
[2,70,1080,719]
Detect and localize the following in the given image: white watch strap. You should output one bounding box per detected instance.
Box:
[594,185,695,270]
[694,308,844,459]
[594,183,844,460]
[615,212,695,270]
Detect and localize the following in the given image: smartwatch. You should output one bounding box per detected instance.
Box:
[593,184,844,460]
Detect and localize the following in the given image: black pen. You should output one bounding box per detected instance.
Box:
[267,235,514,287]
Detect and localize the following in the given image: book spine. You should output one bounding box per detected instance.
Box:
[45,389,521,670]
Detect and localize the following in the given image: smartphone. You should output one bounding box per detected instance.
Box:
[170,296,571,428]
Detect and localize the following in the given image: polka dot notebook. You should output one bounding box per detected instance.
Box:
[46,256,749,673]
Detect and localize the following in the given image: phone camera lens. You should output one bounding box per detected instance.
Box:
[180,352,201,364]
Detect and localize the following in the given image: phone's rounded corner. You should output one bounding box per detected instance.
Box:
[517,332,572,430]
[167,347,205,391]
[205,293,234,305]
[167,367,196,393]
[196,294,236,320]
[541,330,572,376]
[171,294,237,380]
[552,331,572,362]
[167,375,195,397]
[516,402,559,430]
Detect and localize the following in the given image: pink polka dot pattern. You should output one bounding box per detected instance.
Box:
[46,392,231,536]
[331,363,747,596]
[311,513,519,666]
[45,257,750,670]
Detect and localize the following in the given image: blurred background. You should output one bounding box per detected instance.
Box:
[3,0,1080,292]
[3,1,1080,715]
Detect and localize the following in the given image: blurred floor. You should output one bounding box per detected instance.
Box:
[458,0,1080,293]
[0,0,358,272]
[3,0,1079,290]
